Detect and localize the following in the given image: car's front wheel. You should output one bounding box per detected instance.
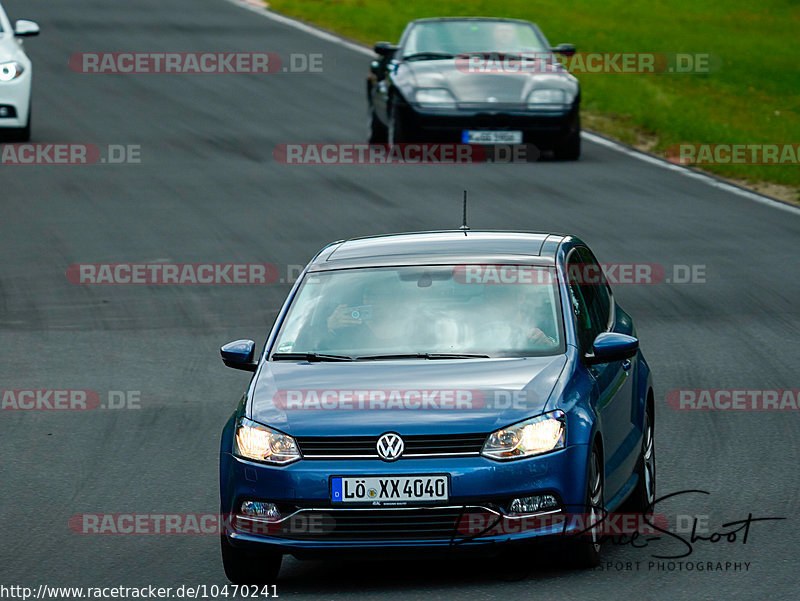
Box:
[220,535,282,584]
[1,105,31,142]
[388,100,415,144]
[553,128,580,160]
[625,405,656,513]
[367,102,387,143]
[565,444,603,568]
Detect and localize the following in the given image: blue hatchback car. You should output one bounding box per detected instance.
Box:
[219,231,655,582]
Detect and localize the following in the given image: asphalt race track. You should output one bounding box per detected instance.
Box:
[1,0,799,599]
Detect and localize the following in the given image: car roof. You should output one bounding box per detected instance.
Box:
[308,230,571,271]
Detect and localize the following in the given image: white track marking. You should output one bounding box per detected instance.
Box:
[224,0,800,217]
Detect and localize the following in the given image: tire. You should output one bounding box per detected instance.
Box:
[388,100,415,144]
[220,535,282,584]
[17,106,31,142]
[367,102,387,143]
[565,444,603,568]
[0,105,30,142]
[553,128,580,160]
[625,405,656,514]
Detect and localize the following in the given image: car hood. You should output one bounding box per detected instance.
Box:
[396,59,578,105]
[249,355,567,436]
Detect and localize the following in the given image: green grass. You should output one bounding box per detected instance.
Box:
[267,0,800,194]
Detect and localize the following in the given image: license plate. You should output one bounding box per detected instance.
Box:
[331,475,449,503]
[462,130,523,144]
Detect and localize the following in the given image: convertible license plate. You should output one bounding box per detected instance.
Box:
[331,475,449,503]
[462,130,523,144]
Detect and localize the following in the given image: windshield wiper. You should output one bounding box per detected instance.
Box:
[271,352,355,362]
[464,51,529,60]
[403,52,456,61]
[356,353,490,361]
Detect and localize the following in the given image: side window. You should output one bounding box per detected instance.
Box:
[577,247,612,336]
[566,250,595,352]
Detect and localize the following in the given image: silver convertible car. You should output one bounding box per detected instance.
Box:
[367,18,581,159]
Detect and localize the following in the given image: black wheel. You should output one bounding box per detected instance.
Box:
[1,105,30,142]
[565,444,603,568]
[367,101,387,143]
[220,535,282,584]
[18,106,32,142]
[553,128,580,160]
[388,100,415,144]
[625,405,656,513]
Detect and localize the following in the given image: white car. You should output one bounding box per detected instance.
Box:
[0,2,38,141]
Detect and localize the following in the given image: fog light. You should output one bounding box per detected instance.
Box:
[0,107,9,118]
[240,501,281,521]
[509,494,559,514]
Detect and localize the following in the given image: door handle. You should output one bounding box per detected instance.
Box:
[622,359,632,372]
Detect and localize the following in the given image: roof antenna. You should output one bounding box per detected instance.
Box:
[459,190,470,235]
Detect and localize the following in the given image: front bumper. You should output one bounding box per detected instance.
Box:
[400,102,579,147]
[220,444,590,554]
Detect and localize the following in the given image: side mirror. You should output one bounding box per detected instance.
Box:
[373,41,399,57]
[551,43,575,57]
[586,332,638,364]
[14,20,40,37]
[220,339,258,372]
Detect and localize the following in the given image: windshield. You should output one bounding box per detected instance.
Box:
[402,20,548,58]
[272,265,564,359]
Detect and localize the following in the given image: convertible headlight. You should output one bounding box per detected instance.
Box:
[0,61,24,82]
[527,88,568,106]
[482,410,565,460]
[234,417,301,465]
[415,88,457,108]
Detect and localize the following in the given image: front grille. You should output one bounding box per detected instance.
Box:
[269,507,491,541]
[296,433,487,459]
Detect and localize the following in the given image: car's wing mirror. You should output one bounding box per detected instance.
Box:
[14,20,40,37]
[586,332,638,365]
[551,43,575,57]
[221,339,258,372]
[374,42,399,57]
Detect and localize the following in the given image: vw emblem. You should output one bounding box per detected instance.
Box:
[376,432,404,461]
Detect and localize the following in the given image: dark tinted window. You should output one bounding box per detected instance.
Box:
[567,247,612,352]
[577,247,611,334]
[566,250,594,351]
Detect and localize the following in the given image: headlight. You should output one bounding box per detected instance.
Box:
[234,417,301,465]
[482,410,565,460]
[527,88,568,106]
[0,61,24,82]
[415,88,456,108]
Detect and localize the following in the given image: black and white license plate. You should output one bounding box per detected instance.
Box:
[331,475,449,503]
[462,130,523,144]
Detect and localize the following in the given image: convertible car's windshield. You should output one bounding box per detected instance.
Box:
[402,20,548,58]
[273,265,564,358]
